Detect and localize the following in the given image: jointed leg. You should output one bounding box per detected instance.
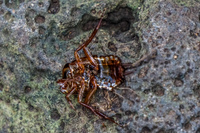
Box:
[122,49,157,69]
[84,76,97,104]
[75,15,103,52]
[74,15,103,72]
[78,79,122,127]
[57,77,81,109]
[65,83,77,109]
[122,49,157,75]
[57,76,81,88]
[82,47,99,70]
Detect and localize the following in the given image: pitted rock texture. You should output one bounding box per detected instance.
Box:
[0,0,200,133]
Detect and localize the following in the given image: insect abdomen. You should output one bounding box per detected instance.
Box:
[94,55,124,90]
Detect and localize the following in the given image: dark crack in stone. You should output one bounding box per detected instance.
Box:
[39,26,46,34]
[151,84,165,96]
[50,109,61,120]
[193,85,200,97]
[48,0,60,14]
[38,2,44,7]
[5,0,25,9]
[4,11,13,21]
[174,78,184,87]
[141,127,151,133]
[61,6,139,43]
[28,104,34,111]
[71,7,81,17]
[0,9,4,15]
[35,15,45,24]
[24,86,32,93]
[25,9,36,27]
[108,42,117,52]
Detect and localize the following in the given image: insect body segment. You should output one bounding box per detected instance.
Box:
[94,55,124,91]
[57,14,124,127]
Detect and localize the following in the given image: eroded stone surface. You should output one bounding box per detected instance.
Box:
[0,0,200,132]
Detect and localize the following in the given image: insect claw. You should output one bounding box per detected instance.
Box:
[69,102,75,110]
[65,96,76,109]
[121,63,134,69]
[119,123,128,128]
[93,109,124,127]
[124,70,135,75]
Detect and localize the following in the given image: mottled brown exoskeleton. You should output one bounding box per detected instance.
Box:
[57,13,156,127]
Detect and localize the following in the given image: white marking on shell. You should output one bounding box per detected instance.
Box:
[97,56,104,78]
[110,55,113,60]
[58,83,65,88]
[61,89,67,93]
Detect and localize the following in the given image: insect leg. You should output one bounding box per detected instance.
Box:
[57,76,81,88]
[93,109,123,127]
[75,15,103,52]
[78,79,122,127]
[65,83,77,110]
[82,47,99,70]
[74,15,103,71]
[131,49,157,68]
[78,79,100,116]
[84,76,97,104]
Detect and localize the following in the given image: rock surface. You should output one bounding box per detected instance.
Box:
[0,0,200,132]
